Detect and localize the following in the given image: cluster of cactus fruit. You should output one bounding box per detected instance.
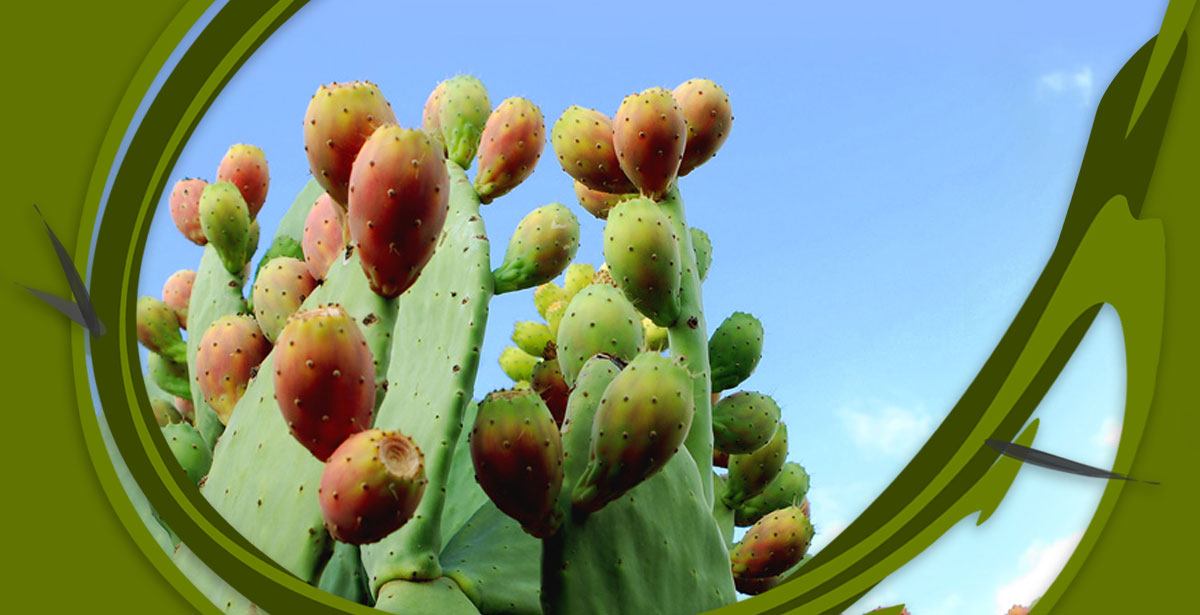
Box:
[137,73,816,614]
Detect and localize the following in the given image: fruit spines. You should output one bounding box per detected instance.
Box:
[672,79,733,176]
[274,305,376,461]
[571,352,695,513]
[491,203,580,294]
[216,143,270,218]
[319,428,427,545]
[612,87,687,200]
[303,81,397,207]
[469,388,564,538]
[603,196,683,326]
[474,97,545,203]
[347,125,450,298]
[198,181,252,276]
[436,75,491,169]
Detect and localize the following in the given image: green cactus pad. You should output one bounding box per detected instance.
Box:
[440,502,543,615]
[708,311,764,392]
[712,391,781,455]
[374,577,481,615]
[316,541,373,606]
[162,422,211,485]
[555,284,644,387]
[723,422,789,509]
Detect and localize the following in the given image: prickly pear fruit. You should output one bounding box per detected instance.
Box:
[247,219,260,260]
[545,299,567,340]
[730,505,813,580]
[253,235,305,288]
[492,203,580,294]
[709,311,764,392]
[642,317,669,352]
[551,106,636,194]
[733,462,811,527]
[533,282,569,320]
[421,80,447,155]
[530,350,569,427]
[148,352,191,400]
[216,144,270,218]
[603,196,683,326]
[469,389,564,538]
[612,87,687,200]
[690,227,712,282]
[252,257,318,343]
[712,391,781,455]
[713,448,729,468]
[163,422,212,485]
[195,314,272,425]
[174,396,195,424]
[303,81,397,207]
[592,263,618,288]
[573,181,636,220]
[347,125,449,298]
[137,297,187,363]
[555,283,644,387]
[161,270,196,330]
[512,321,554,357]
[319,428,426,545]
[301,193,346,282]
[734,573,781,596]
[151,398,182,427]
[436,75,490,169]
[275,306,376,461]
[198,181,252,276]
[723,423,788,508]
[562,263,595,299]
[474,97,545,203]
[499,346,539,383]
[572,352,694,513]
[169,178,208,245]
[673,79,733,176]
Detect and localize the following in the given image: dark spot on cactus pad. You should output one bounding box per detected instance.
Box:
[687,316,699,329]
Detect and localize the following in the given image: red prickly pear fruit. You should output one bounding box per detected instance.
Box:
[169,178,209,245]
[730,505,814,580]
[252,256,318,343]
[551,106,636,194]
[530,349,569,427]
[491,203,580,294]
[612,87,687,200]
[174,396,195,424]
[161,269,196,330]
[198,181,252,276]
[709,311,764,392]
[555,284,643,387]
[603,196,683,327]
[573,181,636,220]
[302,193,346,281]
[1006,607,1030,615]
[474,97,545,203]
[303,81,398,207]
[216,144,270,218]
[436,75,490,169]
[274,306,376,461]
[137,296,187,363]
[672,79,733,176]
[712,391,781,455]
[421,80,448,156]
[319,428,426,545]
[469,388,564,538]
[713,448,729,468]
[723,422,788,509]
[572,352,694,513]
[347,125,449,298]
[734,573,782,596]
[195,314,271,425]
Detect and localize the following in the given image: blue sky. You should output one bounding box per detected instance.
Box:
[137,1,1167,613]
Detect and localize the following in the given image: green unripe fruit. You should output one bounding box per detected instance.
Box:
[492,203,580,294]
[712,392,781,455]
[603,197,683,326]
[198,181,252,276]
[734,462,811,527]
[555,284,643,387]
[437,75,491,169]
[723,423,788,508]
[512,321,554,357]
[162,422,212,485]
[708,312,764,392]
[499,346,540,383]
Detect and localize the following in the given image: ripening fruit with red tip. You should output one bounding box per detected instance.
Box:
[672,78,733,176]
[303,81,397,207]
[216,144,270,218]
[612,87,687,200]
[319,428,426,545]
[169,178,208,246]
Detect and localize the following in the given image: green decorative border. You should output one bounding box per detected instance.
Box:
[68,1,1200,614]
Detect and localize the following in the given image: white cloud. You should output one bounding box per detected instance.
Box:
[805,486,851,552]
[1095,416,1122,449]
[993,531,1084,613]
[1038,66,1094,105]
[838,401,933,457]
